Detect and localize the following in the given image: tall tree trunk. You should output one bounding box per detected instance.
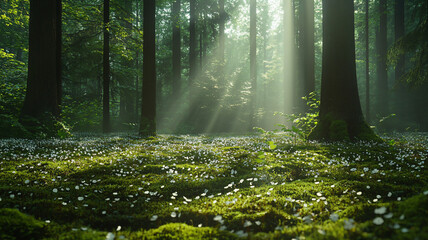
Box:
[365,0,370,123]
[140,0,156,136]
[376,0,388,118]
[299,0,315,100]
[219,0,225,62]
[135,0,140,122]
[189,0,197,87]
[102,0,110,133]
[394,0,404,81]
[308,0,377,141]
[21,0,61,120]
[250,0,257,129]
[56,0,62,111]
[172,0,181,99]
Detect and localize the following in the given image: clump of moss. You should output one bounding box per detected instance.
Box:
[329,120,350,141]
[133,223,237,239]
[0,208,47,240]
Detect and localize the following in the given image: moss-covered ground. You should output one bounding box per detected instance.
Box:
[0,133,427,239]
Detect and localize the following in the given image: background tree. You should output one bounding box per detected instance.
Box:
[102,0,110,133]
[21,0,61,122]
[309,0,377,141]
[171,0,181,100]
[140,0,156,136]
[249,0,257,129]
[376,0,388,118]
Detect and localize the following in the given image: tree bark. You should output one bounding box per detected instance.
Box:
[308,0,378,142]
[102,0,110,133]
[365,0,370,123]
[21,0,61,120]
[172,0,181,99]
[299,0,315,100]
[139,0,156,136]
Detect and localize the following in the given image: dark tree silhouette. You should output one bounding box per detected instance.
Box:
[139,0,156,136]
[189,0,197,86]
[172,0,181,99]
[309,0,377,141]
[376,0,388,117]
[365,0,370,122]
[21,0,61,120]
[299,0,315,101]
[102,0,110,133]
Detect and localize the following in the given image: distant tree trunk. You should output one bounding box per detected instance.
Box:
[119,0,134,123]
[189,0,197,87]
[365,0,370,123]
[394,0,404,81]
[135,0,140,122]
[139,0,156,136]
[102,0,110,133]
[219,0,225,62]
[172,0,181,99]
[250,0,257,129]
[21,0,61,120]
[308,0,377,141]
[299,0,315,100]
[376,0,388,118]
[56,0,62,110]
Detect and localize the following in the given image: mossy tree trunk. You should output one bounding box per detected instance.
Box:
[139,0,156,136]
[308,0,378,142]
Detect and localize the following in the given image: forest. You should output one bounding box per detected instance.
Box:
[0,0,427,239]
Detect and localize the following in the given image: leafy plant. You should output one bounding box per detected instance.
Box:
[276,92,320,141]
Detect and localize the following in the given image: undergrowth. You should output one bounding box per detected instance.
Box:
[0,133,427,239]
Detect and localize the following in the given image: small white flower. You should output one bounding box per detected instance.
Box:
[373,217,384,225]
[374,206,387,214]
[243,220,252,227]
[106,232,115,240]
[150,215,158,221]
[78,196,84,201]
[52,188,58,193]
[330,213,339,222]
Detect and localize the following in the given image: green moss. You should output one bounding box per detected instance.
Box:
[0,208,47,240]
[329,120,350,141]
[134,223,237,239]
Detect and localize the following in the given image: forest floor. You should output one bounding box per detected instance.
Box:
[0,133,427,239]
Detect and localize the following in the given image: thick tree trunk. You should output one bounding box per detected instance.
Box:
[102,0,110,133]
[139,0,156,136]
[309,0,378,142]
[21,0,61,119]
[172,0,181,99]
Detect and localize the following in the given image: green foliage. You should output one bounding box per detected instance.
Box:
[0,208,47,240]
[61,98,102,132]
[277,92,320,141]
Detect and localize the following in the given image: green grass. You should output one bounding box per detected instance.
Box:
[0,133,427,239]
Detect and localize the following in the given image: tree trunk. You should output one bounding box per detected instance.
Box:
[139,0,156,136]
[299,0,315,100]
[250,0,257,129]
[21,0,61,120]
[189,0,197,87]
[102,0,110,133]
[308,0,378,142]
[172,0,181,99]
[376,0,388,118]
[365,0,370,123]
[56,0,62,111]
[219,0,225,62]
